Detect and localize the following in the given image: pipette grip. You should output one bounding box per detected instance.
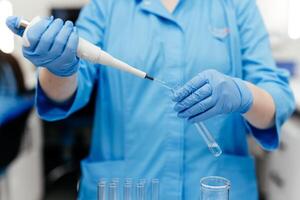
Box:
[194,122,222,157]
[77,38,148,79]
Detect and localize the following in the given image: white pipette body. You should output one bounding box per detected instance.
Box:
[18,17,152,80]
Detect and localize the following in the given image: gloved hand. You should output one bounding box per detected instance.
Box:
[6,16,79,77]
[172,69,253,123]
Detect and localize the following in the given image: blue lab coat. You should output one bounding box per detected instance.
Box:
[36,0,295,199]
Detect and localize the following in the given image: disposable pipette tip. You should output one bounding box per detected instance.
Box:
[153,78,174,91]
[145,74,154,81]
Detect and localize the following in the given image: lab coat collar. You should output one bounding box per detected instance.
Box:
[136,0,184,3]
[136,0,184,29]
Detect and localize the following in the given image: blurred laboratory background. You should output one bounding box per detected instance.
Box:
[0,0,299,200]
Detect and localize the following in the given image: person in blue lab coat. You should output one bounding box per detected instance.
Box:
[6,0,295,199]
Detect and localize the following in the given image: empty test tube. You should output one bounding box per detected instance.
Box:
[136,179,146,200]
[111,178,120,200]
[108,182,117,200]
[112,178,120,186]
[151,179,159,200]
[123,178,133,200]
[98,179,106,200]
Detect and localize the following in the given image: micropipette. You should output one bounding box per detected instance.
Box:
[13,17,155,81]
[154,79,222,157]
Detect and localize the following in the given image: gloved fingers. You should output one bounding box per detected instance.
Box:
[174,83,212,112]
[49,31,79,75]
[172,73,208,102]
[34,18,64,55]
[22,47,53,66]
[177,96,215,118]
[188,105,219,123]
[22,46,37,58]
[50,21,74,55]
[62,30,79,57]
[24,17,54,51]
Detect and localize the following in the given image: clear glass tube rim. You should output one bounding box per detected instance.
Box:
[125,178,133,182]
[200,176,230,190]
[99,178,107,182]
[151,178,159,183]
[98,179,107,187]
[109,182,117,188]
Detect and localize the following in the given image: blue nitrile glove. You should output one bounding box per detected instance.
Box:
[6,16,79,77]
[172,69,253,123]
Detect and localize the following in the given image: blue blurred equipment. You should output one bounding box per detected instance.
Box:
[173,69,254,123]
[276,61,296,77]
[0,52,34,172]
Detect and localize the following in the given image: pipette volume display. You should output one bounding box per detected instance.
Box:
[153,78,222,157]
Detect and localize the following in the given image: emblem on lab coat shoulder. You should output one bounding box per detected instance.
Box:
[209,26,230,41]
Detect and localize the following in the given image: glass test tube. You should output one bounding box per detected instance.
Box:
[136,179,146,200]
[200,176,230,200]
[194,122,222,157]
[123,178,133,200]
[98,179,106,200]
[151,179,159,200]
[108,182,117,200]
[112,178,120,200]
[154,78,222,157]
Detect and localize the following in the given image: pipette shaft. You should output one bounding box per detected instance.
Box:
[16,17,154,81]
